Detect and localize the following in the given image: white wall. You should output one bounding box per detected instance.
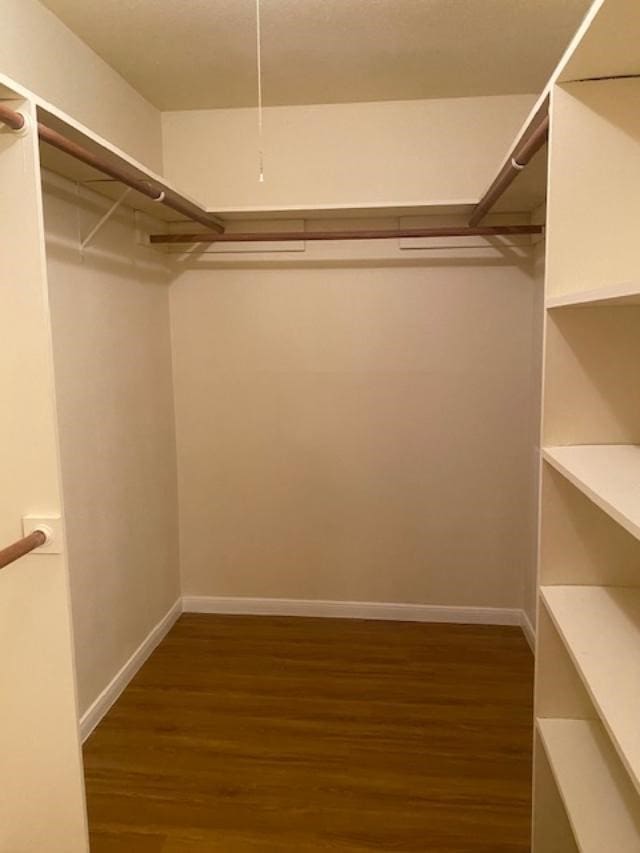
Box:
[43,170,180,715]
[0,0,163,171]
[170,235,540,610]
[19,72,541,731]
[162,95,536,210]
[163,93,543,620]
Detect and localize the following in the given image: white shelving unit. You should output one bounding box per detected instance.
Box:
[537,718,640,852]
[542,446,640,541]
[546,281,640,308]
[533,1,640,848]
[541,586,640,793]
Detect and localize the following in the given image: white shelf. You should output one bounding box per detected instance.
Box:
[542,446,640,542]
[36,106,216,226]
[541,585,640,795]
[209,201,476,222]
[1,73,223,228]
[538,717,640,852]
[472,93,549,220]
[558,0,640,84]
[547,282,640,309]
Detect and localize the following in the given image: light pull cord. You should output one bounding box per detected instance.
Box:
[256,0,264,182]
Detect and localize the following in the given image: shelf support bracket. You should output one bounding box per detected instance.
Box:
[81,187,132,249]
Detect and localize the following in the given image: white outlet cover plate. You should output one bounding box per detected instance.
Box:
[22,515,63,554]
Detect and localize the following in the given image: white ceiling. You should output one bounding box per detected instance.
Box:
[41,0,593,110]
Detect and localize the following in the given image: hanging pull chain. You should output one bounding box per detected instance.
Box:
[256,0,264,182]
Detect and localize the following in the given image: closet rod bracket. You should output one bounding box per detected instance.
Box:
[0,104,30,137]
[12,112,31,138]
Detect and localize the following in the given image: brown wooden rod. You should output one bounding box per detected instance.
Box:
[0,103,26,131]
[149,224,543,245]
[38,124,224,233]
[469,114,550,227]
[0,530,46,571]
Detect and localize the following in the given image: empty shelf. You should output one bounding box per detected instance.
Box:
[542,445,640,541]
[538,718,640,852]
[541,585,640,795]
[547,282,640,308]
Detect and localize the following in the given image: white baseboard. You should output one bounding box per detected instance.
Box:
[79,596,534,741]
[182,595,526,628]
[520,610,536,653]
[79,597,182,742]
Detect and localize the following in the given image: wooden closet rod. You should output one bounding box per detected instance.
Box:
[149,224,543,244]
[0,530,46,571]
[0,104,224,233]
[0,103,27,131]
[469,114,549,226]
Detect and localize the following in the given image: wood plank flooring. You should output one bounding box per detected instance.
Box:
[83,615,534,852]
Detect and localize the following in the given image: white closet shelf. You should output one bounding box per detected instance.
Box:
[538,717,640,851]
[471,1,640,231]
[208,202,479,221]
[215,153,545,221]
[558,0,640,84]
[547,282,640,308]
[0,72,197,226]
[33,84,544,229]
[4,72,548,232]
[36,106,220,227]
[541,586,640,795]
[542,445,640,542]
[474,0,640,231]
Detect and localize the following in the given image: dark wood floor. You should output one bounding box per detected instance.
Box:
[84,615,534,852]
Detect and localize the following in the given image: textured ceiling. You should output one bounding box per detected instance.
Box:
[41,0,593,110]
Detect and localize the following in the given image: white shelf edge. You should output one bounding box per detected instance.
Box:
[205,200,478,221]
[472,0,617,217]
[553,0,608,83]
[472,93,550,209]
[547,282,640,308]
[0,0,619,233]
[540,585,640,797]
[537,717,640,852]
[0,72,541,226]
[0,72,168,188]
[0,0,626,232]
[0,70,217,227]
[37,105,206,212]
[542,446,640,543]
[557,0,640,84]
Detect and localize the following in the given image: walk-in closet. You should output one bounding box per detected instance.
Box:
[0,0,639,850]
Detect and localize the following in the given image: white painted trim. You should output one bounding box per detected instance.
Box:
[79,596,534,742]
[79,597,182,742]
[182,595,524,627]
[520,610,536,653]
